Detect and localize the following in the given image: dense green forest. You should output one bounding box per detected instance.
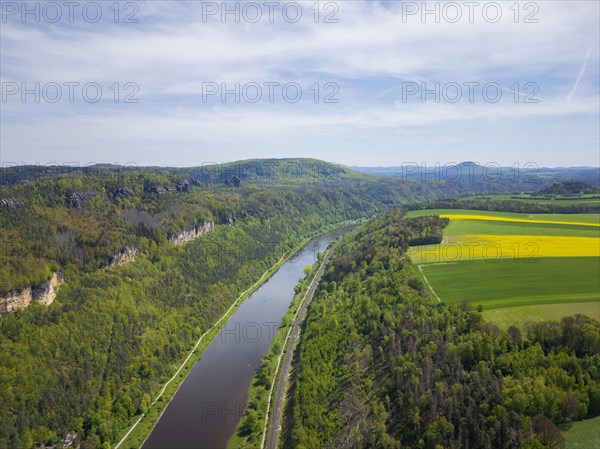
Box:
[0,160,385,295]
[535,182,598,197]
[289,210,600,449]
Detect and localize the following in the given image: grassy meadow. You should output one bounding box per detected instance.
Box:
[562,416,600,449]
[483,302,600,329]
[418,257,599,308]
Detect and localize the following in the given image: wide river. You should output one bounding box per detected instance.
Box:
[143,226,351,449]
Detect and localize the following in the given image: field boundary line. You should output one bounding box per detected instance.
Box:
[418,264,442,302]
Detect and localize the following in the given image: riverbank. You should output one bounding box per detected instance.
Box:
[226,239,341,449]
[115,253,287,449]
[263,242,338,449]
[115,219,364,449]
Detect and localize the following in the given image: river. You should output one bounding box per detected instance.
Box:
[142,226,351,449]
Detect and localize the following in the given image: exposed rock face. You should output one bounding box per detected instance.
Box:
[0,197,24,209]
[66,191,97,208]
[169,220,214,245]
[0,288,33,315]
[0,272,64,316]
[33,272,64,305]
[176,180,192,192]
[224,211,251,226]
[144,185,177,195]
[106,247,139,270]
[111,186,135,198]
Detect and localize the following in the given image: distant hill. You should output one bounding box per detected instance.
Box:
[535,181,598,196]
[4,159,598,188]
[349,163,600,188]
[185,158,373,186]
[0,158,372,186]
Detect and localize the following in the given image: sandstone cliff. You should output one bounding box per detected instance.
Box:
[105,247,139,270]
[0,272,64,316]
[169,220,215,245]
[0,288,33,315]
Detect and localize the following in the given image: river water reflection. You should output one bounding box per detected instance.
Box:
[143,226,351,449]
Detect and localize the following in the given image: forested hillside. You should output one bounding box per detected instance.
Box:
[0,160,385,296]
[3,158,565,297]
[289,210,600,449]
[0,163,395,448]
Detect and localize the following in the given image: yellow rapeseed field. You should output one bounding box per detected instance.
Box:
[409,235,600,263]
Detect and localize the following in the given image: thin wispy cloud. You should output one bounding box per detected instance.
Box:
[1,0,598,166]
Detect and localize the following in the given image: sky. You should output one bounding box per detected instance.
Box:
[1,0,599,168]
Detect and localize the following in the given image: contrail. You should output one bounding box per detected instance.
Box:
[566,48,591,103]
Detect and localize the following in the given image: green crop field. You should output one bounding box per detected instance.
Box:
[562,416,600,449]
[463,194,600,206]
[419,257,599,309]
[407,209,600,326]
[438,217,599,238]
[483,302,600,329]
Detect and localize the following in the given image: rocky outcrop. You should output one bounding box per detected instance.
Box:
[224,211,253,226]
[169,220,214,245]
[0,197,24,209]
[33,272,64,305]
[0,272,64,316]
[111,186,135,198]
[0,289,32,315]
[66,191,97,208]
[105,247,139,270]
[143,180,192,195]
[176,180,192,192]
[144,185,177,195]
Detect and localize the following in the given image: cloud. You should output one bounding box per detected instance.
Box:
[1,0,599,166]
[567,48,592,103]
